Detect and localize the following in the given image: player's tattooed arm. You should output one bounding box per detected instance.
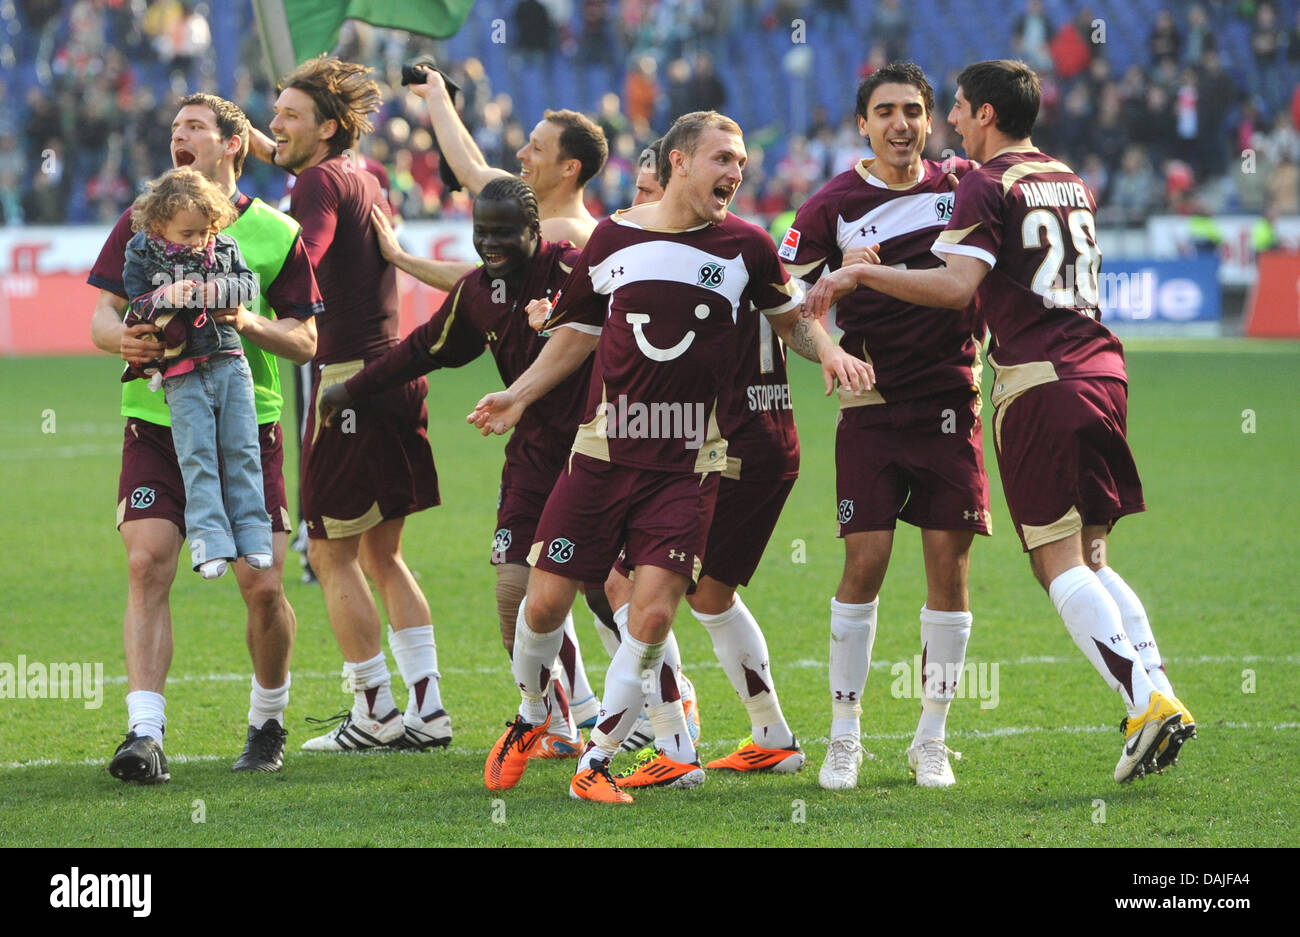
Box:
[769,310,875,397]
[371,206,474,290]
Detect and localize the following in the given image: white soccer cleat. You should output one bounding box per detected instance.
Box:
[301,706,403,751]
[391,709,452,750]
[907,738,961,788]
[818,736,864,791]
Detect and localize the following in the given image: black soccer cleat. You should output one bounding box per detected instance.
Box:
[232,719,288,773]
[109,732,170,785]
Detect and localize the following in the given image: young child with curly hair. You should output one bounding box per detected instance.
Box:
[123,167,271,579]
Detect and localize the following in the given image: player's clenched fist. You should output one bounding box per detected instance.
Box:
[467,390,525,436]
[818,344,875,397]
[319,383,354,429]
[525,297,552,332]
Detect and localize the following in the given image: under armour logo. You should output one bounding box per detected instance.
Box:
[484,330,498,342]
[963,509,985,522]
[858,224,877,237]
[611,266,625,277]
[668,549,686,562]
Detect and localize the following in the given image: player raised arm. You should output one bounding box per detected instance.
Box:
[467,324,597,435]
[411,67,511,196]
[767,308,876,397]
[370,204,475,291]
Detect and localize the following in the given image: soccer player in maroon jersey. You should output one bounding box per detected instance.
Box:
[782,64,989,791]
[805,60,1195,784]
[471,110,874,803]
[316,177,598,757]
[600,135,806,781]
[268,56,449,753]
[88,93,321,779]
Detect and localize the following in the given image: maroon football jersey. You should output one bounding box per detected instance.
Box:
[290,155,400,364]
[931,147,1126,393]
[346,239,589,485]
[782,158,984,403]
[545,210,802,474]
[717,308,799,481]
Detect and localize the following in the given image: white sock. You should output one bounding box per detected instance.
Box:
[126,690,166,743]
[694,595,793,748]
[648,658,695,763]
[388,624,443,717]
[1049,566,1158,716]
[1095,566,1175,696]
[546,668,577,739]
[248,675,290,729]
[588,595,622,658]
[829,597,877,739]
[913,606,972,746]
[582,632,664,770]
[616,604,682,680]
[557,612,598,714]
[513,599,564,725]
[344,652,397,718]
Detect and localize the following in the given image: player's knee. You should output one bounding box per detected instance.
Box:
[240,574,284,617]
[125,543,177,591]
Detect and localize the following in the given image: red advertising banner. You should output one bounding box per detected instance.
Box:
[1245,251,1300,338]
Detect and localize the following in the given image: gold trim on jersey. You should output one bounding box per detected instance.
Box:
[558,261,573,274]
[970,352,984,420]
[935,223,980,245]
[313,360,365,445]
[1000,160,1075,195]
[857,157,924,190]
[572,383,612,462]
[1021,506,1083,550]
[426,283,464,356]
[321,500,385,539]
[989,355,1059,452]
[695,401,727,473]
[837,339,886,407]
[527,540,543,566]
[116,498,127,528]
[772,278,802,299]
[723,455,742,480]
[783,258,824,278]
[611,207,711,234]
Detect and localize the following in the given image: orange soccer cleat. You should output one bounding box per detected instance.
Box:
[484,712,551,790]
[705,736,806,773]
[570,758,634,804]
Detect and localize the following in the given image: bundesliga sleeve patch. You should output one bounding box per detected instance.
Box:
[778,227,801,261]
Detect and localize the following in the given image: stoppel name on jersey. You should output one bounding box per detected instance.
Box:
[746,383,792,412]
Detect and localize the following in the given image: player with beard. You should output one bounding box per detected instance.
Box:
[804,60,1195,784]
[268,56,448,753]
[470,111,874,803]
[89,93,321,779]
[316,177,595,756]
[781,63,989,790]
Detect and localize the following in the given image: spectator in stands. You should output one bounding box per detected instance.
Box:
[1109,144,1159,226]
[515,0,556,56]
[691,52,727,113]
[579,0,614,65]
[1129,84,1177,166]
[1148,9,1181,69]
[1250,3,1286,116]
[1183,4,1215,66]
[0,170,21,225]
[1266,159,1300,215]
[1049,8,1095,80]
[1196,49,1234,177]
[1080,153,1109,207]
[624,55,659,127]
[870,0,909,61]
[1014,0,1054,73]
[22,164,66,223]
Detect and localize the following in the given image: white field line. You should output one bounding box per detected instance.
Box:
[3,723,1297,771]
[95,654,1300,686]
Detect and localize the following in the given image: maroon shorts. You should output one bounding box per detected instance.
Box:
[116,418,291,533]
[301,360,440,540]
[994,377,1145,552]
[530,452,720,583]
[835,388,991,536]
[698,475,796,587]
[492,460,555,566]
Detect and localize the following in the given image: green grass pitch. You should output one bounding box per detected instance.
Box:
[0,339,1296,847]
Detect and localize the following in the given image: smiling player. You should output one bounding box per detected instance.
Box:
[469,110,874,804]
[781,63,988,790]
[317,177,596,756]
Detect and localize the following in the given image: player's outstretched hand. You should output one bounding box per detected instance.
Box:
[841,242,881,268]
[370,205,402,261]
[802,267,862,319]
[120,322,162,365]
[525,297,552,331]
[408,67,446,100]
[467,390,524,436]
[819,344,876,398]
[319,383,354,429]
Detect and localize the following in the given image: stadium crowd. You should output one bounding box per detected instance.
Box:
[3,0,1300,227]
